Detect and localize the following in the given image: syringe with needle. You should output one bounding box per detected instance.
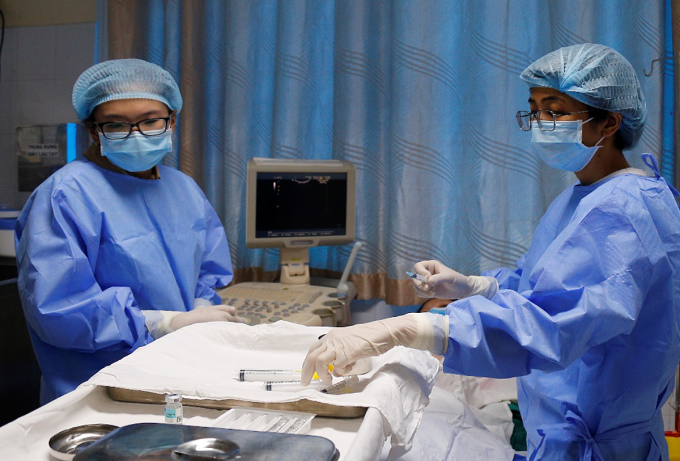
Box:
[405,271,428,283]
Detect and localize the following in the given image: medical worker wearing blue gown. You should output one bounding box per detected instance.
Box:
[302,44,680,460]
[15,59,241,404]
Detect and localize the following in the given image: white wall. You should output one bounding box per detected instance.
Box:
[0,22,96,208]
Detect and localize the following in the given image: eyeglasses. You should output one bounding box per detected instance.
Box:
[95,117,172,140]
[516,110,591,132]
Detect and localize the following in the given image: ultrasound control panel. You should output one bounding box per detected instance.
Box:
[216,282,353,327]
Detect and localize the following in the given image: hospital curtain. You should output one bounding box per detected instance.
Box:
[105,0,673,306]
[673,0,680,190]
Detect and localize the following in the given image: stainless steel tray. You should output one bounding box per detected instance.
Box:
[106,386,367,418]
[73,423,340,461]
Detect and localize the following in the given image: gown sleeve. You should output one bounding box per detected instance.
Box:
[443,201,653,378]
[193,198,233,305]
[482,253,526,291]
[15,183,153,354]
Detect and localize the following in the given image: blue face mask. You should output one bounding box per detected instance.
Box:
[99,129,172,172]
[531,118,605,172]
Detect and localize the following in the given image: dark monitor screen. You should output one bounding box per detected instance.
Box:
[255,172,348,239]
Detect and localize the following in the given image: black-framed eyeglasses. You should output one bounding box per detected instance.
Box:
[95,117,172,140]
[516,110,591,132]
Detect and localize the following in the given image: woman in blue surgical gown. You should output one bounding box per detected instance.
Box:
[302,44,680,460]
[15,59,239,404]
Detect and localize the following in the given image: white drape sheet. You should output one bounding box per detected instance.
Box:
[86,321,441,453]
[0,321,521,461]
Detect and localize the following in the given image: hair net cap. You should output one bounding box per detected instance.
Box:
[520,43,647,148]
[72,59,183,120]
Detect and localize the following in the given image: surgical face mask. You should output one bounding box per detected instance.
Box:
[530,118,605,172]
[99,129,172,172]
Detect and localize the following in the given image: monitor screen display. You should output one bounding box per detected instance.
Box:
[255,172,348,239]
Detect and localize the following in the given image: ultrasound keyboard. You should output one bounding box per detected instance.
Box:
[216,282,352,327]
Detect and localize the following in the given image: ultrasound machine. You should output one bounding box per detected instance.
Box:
[217,158,360,327]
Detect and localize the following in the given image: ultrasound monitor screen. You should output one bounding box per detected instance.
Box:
[255,172,347,239]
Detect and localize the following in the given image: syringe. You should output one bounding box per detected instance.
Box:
[234,369,322,382]
[263,380,325,391]
[405,271,428,283]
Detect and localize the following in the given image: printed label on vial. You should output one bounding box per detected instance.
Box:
[165,407,183,424]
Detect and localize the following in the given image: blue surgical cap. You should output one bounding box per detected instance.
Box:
[72,59,183,120]
[520,43,647,148]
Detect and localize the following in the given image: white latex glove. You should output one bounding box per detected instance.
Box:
[142,304,245,339]
[170,304,245,329]
[301,313,448,386]
[413,260,498,300]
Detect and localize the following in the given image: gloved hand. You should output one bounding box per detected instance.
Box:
[170,304,245,330]
[142,304,245,339]
[300,313,448,385]
[413,260,498,300]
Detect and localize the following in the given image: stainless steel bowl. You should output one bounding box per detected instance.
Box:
[48,424,119,460]
[171,438,240,460]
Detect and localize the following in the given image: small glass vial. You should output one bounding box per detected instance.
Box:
[164,393,183,424]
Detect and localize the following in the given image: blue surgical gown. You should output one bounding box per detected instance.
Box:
[443,164,680,460]
[15,160,233,404]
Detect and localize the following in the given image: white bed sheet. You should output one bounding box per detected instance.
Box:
[86,321,441,453]
[0,383,368,460]
[0,381,519,461]
[381,386,518,461]
[0,321,521,461]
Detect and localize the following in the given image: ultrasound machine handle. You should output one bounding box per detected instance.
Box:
[337,241,362,297]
